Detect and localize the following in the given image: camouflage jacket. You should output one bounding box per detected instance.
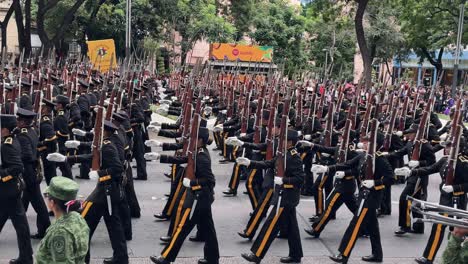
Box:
[442,234,468,264]
[35,211,89,264]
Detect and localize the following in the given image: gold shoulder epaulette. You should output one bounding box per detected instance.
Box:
[58,110,64,115]
[198,148,204,153]
[103,140,111,145]
[459,155,468,163]
[376,151,383,156]
[21,128,28,133]
[4,137,12,144]
[42,116,50,121]
[290,149,298,155]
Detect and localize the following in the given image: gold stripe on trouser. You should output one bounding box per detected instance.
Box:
[317,175,328,214]
[427,213,448,260]
[343,208,368,257]
[314,193,341,231]
[255,207,284,257]
[171,164,177,181]
[406,200,412,227]
[168,181,183,216]
[223,133,228,158]
[162,208,191,258]
[81,202,93,218]
[231,164,240,190]
[233,146,239,159]
[300,153,307,160]
[172,191,187,236]
[246,189,273,236]
[248,169,258,208]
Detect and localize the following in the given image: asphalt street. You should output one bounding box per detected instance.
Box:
[0,114,447,263]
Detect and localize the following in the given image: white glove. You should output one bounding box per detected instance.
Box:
[145,140,163,148]
[441,140,452,147]
[150,121,161,126]
[65,140,81,149]
[357,142,364,149]
[239,133,247,138]
[46,153,67,162]
[442,184,454,193]
[297,140,312,147]
[171,96,178,101]
[183,178,191,188]
[236,157,251,167]
[440,134,448,141]
[221,110,227,115]
[88,170,99,180]
[274,176,283,185]
[227,138,244,147]
[72,128,86,137]
[156,108,168,116]
[144,152,161,160]
[408,160,420,169]
[203,96,210,100]
[394,131,403,137]
[394,167,411,177]
[362,180,375,189]
[312,165,328,174]
[335,171,345,179]
[304,134,312,140]
[204,106,213,116]
[159,99,172,105]
[147,125,161,133]
[213,124,223,132]
[322,153,331,158]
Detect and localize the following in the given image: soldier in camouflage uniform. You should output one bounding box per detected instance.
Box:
[35,176,89,264]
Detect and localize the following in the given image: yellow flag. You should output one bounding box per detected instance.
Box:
[86,39,117,73]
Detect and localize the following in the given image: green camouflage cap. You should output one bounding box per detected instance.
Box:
[44,176,79,201]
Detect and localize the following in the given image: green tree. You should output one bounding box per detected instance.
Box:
[394,0,468,73]
[249,0,307,77]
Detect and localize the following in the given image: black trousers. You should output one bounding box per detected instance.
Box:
[338,192,382,258]
[161,166,184,218]
[161,201,219,263]
[82,185,128,264]
[422,194,466,261]
[251,206,303,260]
[41,153,57,185]
[245,168,263,210]
[132,126,147,180]
[227,163,242,192]
[0,195,33,263]
[312,172,334,216]
[57,139,73,179]
[124,161,141,218]
[379,184,392,215]
[243,188,274,239]
[398,182,426,233]
[22,183,51,236]
[312,188,357,234]
[301,153,314,196]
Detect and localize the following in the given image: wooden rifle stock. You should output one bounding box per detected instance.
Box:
[184,96,202,182]
[365,119,378,180]
[91,87,107,170]
[276,96,291,178]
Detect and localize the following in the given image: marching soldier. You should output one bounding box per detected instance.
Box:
[146,127,220,264]
[54,95,73,179]
[47,120,129,264]
[38,98,58,185]
[0,114,34,264]
[16,108,51,239]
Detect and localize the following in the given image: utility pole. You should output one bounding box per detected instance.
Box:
[452,0,465,97]
[125,0,132,62]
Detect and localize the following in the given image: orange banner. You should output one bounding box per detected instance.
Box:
[210,43,273,63]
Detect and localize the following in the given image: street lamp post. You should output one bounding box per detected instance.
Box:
[323,48,328,82]
[452,0,465,97]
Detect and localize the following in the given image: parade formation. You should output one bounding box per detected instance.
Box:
[1,1,468,264]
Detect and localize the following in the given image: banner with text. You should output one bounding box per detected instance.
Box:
[210,43,273,63]
[86,39,117,72]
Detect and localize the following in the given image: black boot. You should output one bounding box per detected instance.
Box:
[361,255,382,262]
[304,228,320,238]
[238,231,252,240]
[329,254,348,263]
[189,235,205,242]
[280,256,301,263]
[160,236,172,243]
[414,257,433,264]
[150,256,170,264]
[241,253,261,263]
[154,213,170,220]
[394,226,412,236]
[223,189,237,196]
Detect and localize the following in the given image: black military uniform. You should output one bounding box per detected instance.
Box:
[412,143,468,264]
[16,108,51,239]
[54,95,74,179]
[0,115,34,264]
[76,81,92,179]
[38,99,58,185]
[150,127,219,264]
[66,120,129,264]
[129,94,148,180]
[329,139,395,263]
[242,130,304,264]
